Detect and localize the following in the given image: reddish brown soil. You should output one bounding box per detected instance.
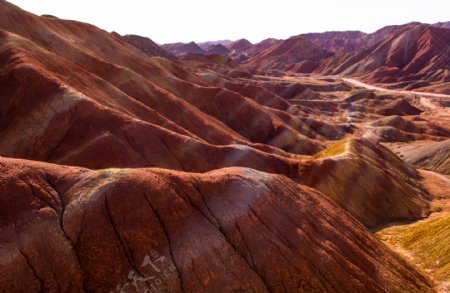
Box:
[0,157,433,292]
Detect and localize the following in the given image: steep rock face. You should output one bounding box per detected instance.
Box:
[162,42,206,56]
[246,36,333,72]
[0,1,343,158]
[367,116,450,143]
[197,40,232,50]
[0,32,314,174]
[282,23,450,87]
[298,23,423,53]
[206,44,231,55]
[245,38,281,55]
[390,139,450,175]
[0,38,323,158]
[300,31,367,53]
[433,21,450,29]
[366,22,423,45]
[227,38,253,52]
[376,99,422,116]
[321,25,450,82]
[0,157,433,292]
[299,138,430,227]
[119,34,176,60]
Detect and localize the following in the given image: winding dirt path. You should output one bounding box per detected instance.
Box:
[342,78,450,99]
[342,78,450,109]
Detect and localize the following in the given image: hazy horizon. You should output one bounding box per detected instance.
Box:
[7,0,450,44]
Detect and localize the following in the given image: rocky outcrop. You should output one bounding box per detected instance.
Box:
[245,36,333,72]
[206,44,231,55]
[227,38,253,52]
[162,42,206,56]
[317,25,450,83]
[0,157,433,292]
[299,138,431,227]
[391,139,450,174]
[120,34,176,59]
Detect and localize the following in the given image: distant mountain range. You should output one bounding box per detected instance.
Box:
[119,21,449,89]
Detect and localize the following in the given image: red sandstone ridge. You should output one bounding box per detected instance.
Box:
[118,34,176,60]
[299,138,430,227]
[0,0,342,164]
[245,36,333,72]
[297,23,422,53]
[246,38,281,55]
[197,40,232,50]
[239,23,449,91]
[433,21,450,29]
[390,139,450,175]
[206,43,231,55]
[161,41,207,56]
[299,31,368,53]
[227,38,253,52]
[0,157,433,292]
[313,25,450,84]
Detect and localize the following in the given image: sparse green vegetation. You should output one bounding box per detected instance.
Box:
[314,139,348,158]
[376,215,450,281]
